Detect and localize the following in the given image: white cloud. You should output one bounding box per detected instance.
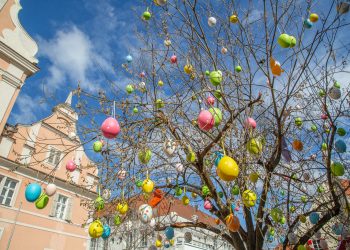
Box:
[11,94,48,124]
[38,26,107,92]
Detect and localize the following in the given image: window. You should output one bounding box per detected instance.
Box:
[55,194,68,219]
[0,176,18,206]
[46,147,62,166]
[69,170,80,184]
[19,145,32,165]
[0,137,14,158]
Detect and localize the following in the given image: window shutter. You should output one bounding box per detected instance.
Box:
[65,198,73,222]
[48,148,55,164]
[49,194,58,217]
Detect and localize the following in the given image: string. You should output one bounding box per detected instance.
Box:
[113,101,116,117]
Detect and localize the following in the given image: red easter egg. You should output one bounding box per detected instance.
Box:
[206,96,215,106]
[245,117,257,129]
[321,114,328,120]
[204,200,212,210]
[170,55,177,64]
[140,72,146,78]
[197,110,214,131]
[101,117,120,139]
[66,160,77,172]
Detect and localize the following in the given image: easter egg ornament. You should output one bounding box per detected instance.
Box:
[309,13,319,22]
[138,149,152,164]
[126,55,133,63]
[45,183,57,197]
[114,215,121,225]
[170,54,177,64]
[184,232,192,243]
[202,185,210,196]
[242,190,257,207]
[197,110,214,131]
[204,200,212,210]
[214,151,224,167]
[163,139,176,156]
[270,58,284,76]
[235,65,242,72]
[230,14,239,23]
[335,140,346,153]
[35,193,49,209]
[142,9,151,20]
[101,117,120,139]
[142,178,155,193]
[208,16,217,27]
[226,214,240,232]
[89,220,104,238]
[126,84,134,94]
[337,127,346,136]
[208,108,222,126]
[138,204,153,223]
[25,183,42,202]
[231,185,240,195]
[101,224,111,239]
[331,162,345,176]
[217,156,239,181]
[245,117,257,129]
[329,82,341,100]
[93,140,103,152]
[309,212,320,224]
[304,19,313,29]
[94,196,105,211]
[154,0,167,6]
[165,227,175,239]
[182,195,190,205]
[66,160,77,172]
[209,70,223,86]
[117,202,129,215]
[156,99,165,109]
[278,34,291,48]
[102,189,111,200]
[206,96,215,106]
[247,138,263,155]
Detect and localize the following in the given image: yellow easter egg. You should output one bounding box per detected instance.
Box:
[117,202,129,215]
[184,64,193,74]
[217,156,239,181]
[182,195,190,205]
[155,239,162,247]
[242,190,257,207]
[142,179,155,193]
[230,14,239,23]
[89,220,104,238]
[309,13,319,22]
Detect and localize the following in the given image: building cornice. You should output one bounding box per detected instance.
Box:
[0,41,39,76]
[0,67,22,88]
[0,156,98,199]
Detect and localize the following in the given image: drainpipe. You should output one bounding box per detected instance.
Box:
[6,201,22,250]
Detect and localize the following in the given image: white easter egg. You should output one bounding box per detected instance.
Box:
[163,139,176,156]
[139,204,153,223]
[208,17,217,27]
[45,183,57,197]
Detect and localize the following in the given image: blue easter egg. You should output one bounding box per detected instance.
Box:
[25,183,42,202]
[304,19,313,29]
[268,235,274,242]
[165,226,174,239]
[101,225,110,239]
[332,223,343,235]
[335,140,346,153]
[214,152,224,166]
[309,212,320,224]
[164,240,170,248]
[126,55,133,63]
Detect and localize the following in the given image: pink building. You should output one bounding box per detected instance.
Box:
[0,1,99,249]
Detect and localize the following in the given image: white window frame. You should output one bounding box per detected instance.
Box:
[54,194,69,220]
[19,144,34,165]
[0,136,14,158]
[0,175,21,207]
[69,169,80,184]
[46,146,63,168]
[0,227,4,240]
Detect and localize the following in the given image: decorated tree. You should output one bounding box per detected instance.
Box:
[72,0,350,249]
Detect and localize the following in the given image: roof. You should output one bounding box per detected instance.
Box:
[96,193,217,227]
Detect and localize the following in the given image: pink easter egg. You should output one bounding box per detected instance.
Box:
[170,55,177,64]
[101,117,120,139]
[140,72,146,78]
[206,96,215,106]
[244,117,257,129]
[66,160,77,172]
[321,114,328,120]
[234,207,239,211]
[204,200,212,210]
[197,110,214,131]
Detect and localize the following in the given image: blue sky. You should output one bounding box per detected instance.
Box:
[9,0,138,124]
